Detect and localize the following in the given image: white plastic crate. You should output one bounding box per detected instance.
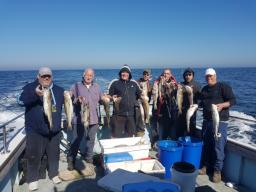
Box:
[105,159,165,174]
[99,137,150,160]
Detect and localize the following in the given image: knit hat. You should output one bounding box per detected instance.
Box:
[183,68,194,79]
[119,64,132,79]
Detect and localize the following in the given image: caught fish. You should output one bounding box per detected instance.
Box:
[135,100,145,130]
[186,104,198,133]
[164,81,175,99]
[43,89,53,129]
[139,81,150,124]
[139,101,145,125]
[64,91,73,129]
[152,81,159,110]
[158,77,164,99]
[141,97,150,124]
[177,85,184,115]
[184,85,193,106]
[101,96,110,128]
[211,104,221,139]
[113,96,122,113]
[81,101,90,128]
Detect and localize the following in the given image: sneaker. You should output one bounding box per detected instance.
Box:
[52,176,62,184]
[212,170,221,183]
[198,166,207,175]
[28,181,38,191]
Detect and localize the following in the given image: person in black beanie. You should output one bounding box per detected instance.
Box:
[175,68,201,138]
[108,64,142,137]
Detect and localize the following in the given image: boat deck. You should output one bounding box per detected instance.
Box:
[14,149,247,192]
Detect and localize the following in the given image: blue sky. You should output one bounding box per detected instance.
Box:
[0,0,256,70]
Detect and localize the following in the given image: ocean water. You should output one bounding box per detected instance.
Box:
[0,68,256,147]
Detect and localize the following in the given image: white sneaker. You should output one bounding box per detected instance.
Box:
[52,176,62,184]
[28,181,38,191]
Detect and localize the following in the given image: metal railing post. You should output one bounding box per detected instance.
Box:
[2,125,10,154]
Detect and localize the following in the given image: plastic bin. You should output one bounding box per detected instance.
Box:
[122,181,181,192]
[99,137,150,160]
[178,136,203,169]
[157,140,183,179]
[105,159,165,174]
[171,162,198,192]
[104,152,133,163]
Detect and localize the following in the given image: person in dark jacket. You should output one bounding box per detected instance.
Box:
[175,68,201,138]
[199,68,236,183]
[108,64,142,138]
[19,67,64,191]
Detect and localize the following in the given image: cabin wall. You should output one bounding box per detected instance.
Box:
[0,160,19,192]
[224,142,256,192]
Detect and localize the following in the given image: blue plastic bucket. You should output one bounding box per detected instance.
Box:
[122,181,180,192]
[178,136,203,169]
[157,140,183,179]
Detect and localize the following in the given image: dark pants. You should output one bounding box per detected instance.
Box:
[159,115,176,140]
[68,124,98,162]
[175,112,197,140]
[25,131,61,183]
[201,120,228,171]
[111,115,136,138]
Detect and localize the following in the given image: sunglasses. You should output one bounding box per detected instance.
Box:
[40,75,52,79]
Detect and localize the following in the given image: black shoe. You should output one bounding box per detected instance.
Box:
[67,157,75,171]
[85,158,93,164]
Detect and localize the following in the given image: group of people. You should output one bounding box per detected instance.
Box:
[19,64,235,191]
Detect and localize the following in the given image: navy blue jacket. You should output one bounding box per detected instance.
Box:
[109,79,141,116]
[19,80,64,136]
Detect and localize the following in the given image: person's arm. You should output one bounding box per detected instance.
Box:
[18,84,42,106]
[217,83,236,111]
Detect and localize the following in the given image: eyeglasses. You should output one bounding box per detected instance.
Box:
[185,73,192,77]
[40,75,52,79]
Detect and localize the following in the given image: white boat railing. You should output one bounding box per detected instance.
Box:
[0,112,25,154]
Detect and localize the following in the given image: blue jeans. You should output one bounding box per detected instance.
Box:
[201,120,228,171]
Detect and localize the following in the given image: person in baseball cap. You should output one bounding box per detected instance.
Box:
[199,67,236,183]
[38,67,52,77]
[205,68,216,76]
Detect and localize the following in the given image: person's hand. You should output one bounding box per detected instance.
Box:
[101,94,110,103]
[78,96,86,103]
[73,96,86,104]
[112,95,118,102]
[216,103,224,111]
[35,85,44,97]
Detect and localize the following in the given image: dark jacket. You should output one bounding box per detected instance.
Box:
[201,82,236,121]
[181,80,201,110]
[109,79,141,116]
[19,80,64,136]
